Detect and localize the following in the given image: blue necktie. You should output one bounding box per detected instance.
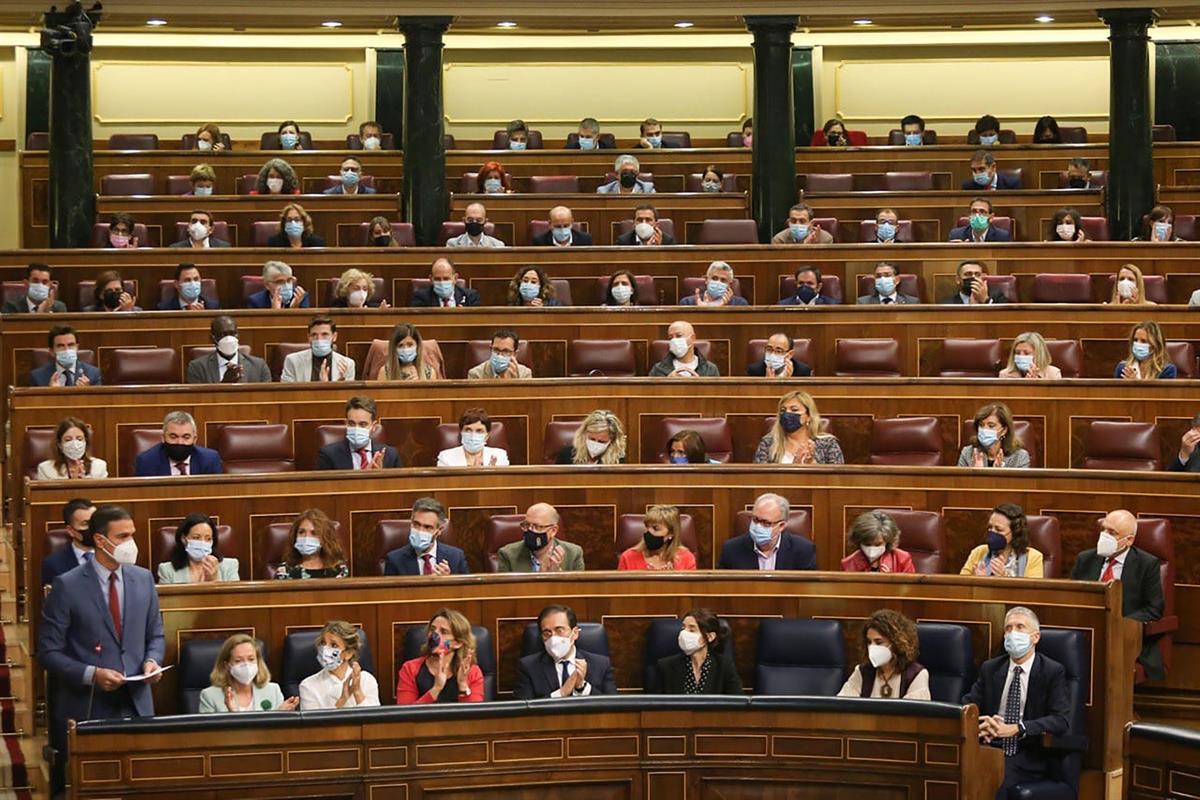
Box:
[1002,666,1023,756]
[560,660,570,687]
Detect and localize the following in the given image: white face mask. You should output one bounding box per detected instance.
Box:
[678,629,705,655]
[1096,531,1120,558]
[861,544,886,562]
[668,336,690,358]
[61,439,88,461]
[229,660,258,686]
[266,177,284,193]
[1056,223,1076,240]
[868,643,893,668]
[1117,278,1136,299]
[545,635,573,661]
[216,335,239,358]
[585,438,609,459]
[188,221,209,241]
[102,535,138,566]
[348,289,368,307]
[362,136,381,150]
[634,222,655,241]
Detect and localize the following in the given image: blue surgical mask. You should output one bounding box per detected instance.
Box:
[345,425,372,449]
[875,276,896,296]
[1004,631,1032,659]
[509,140,527,151]
[646,135,662,148]
[179,280,202,301]
[185,539,213,561]
[519,282,540,300]
[432,280,455,299]
[973,171,992,187]
[790,223,809,241]
[796,285,818,304]
[551,226,572,244]
[490,353,511,374]
[279,132,299,149]
[764,353,787,372]
[295,536,322,556]
[27,282,50,302]
[397,345,417,364]
[904,133,923,146]
[1132,342,1151,361]
[669,455,689,464]
[749,521,776,548]
[577,136,595,150]
[707,279,728,299]
[461,430,488,453]
[976,427,999,448]
[1154,222,1170,240]
[876,222,897,241]
[284,220,304,238]
[409,529,434,553]
[1014,354,1034,373]
[194,186,213,197]
[978,134,999,146]
[56,348,78,369]
[341,170,360,186]
[311,338,333,358]
[484,178,503,193]
[278,282,295,304]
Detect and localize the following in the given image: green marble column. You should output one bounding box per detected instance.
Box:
[746,15,799,243]
[1100,8,1157,241]
[24,48,51,143]
[398,17,451,246]
[375,48,404,146]
[42,2,101,248]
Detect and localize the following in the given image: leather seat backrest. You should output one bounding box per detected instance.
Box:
[529,175,581,193]
[269,342,309,382]
[108,133,159,150]
[733,509,812,540]
[1058,126,1088,143]
[660,132,691,148]
[177,637,266,714]
[1130,518,1175,619]
[542,421,581,465]
[1026,515,1061,578]
[697,219,758,244]
[869,417,942,466]
[883,171,933,191]
[106,347,180,385]
[1035,628,1089,734]
[402,624,496,700]
[1044,339,1083,378]
[26,132,49,150]
[568,339,637,377]
[215,423,294,474]
[1081,421,1161,471]
[1032,273,1092,303]
[754,619,845,696]
[23,427,57,479]
[878,508,944,573]
[100,173,156,195]
[251,221,279,246]
[484,515,524,572]
[121,428,163,477]
[835,338,901,377]
[280,627,372,699]
[615,513,698,559]
[1080,217,1110,241]
[521,622,609,658]
[655,417,733,463]
[804,173,854,192]
[1166,341,1197,378]
[982,275,1019,302]
[915,622,975,703]
[939,338,1002,377]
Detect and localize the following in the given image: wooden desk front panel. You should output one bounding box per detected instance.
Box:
[70,700,1004,800]
[1126,723,1200,800]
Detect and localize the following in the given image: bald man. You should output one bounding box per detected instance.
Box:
[532,206,593,246]
[649,320,721,378]
[1071,509,1165,679]
[409,257,481,307]
[446,202,505,248]
[496,503,585,573]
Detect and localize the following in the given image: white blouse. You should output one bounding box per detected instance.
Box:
[436,446,510,467]
[298,667,380,710]
[36,458,109,480]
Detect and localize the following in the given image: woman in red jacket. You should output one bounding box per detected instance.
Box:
[396,608,484,704]
[840,510,915,573]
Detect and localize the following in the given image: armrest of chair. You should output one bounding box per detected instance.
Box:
[1040,732,1088,752]
[1144,614,1179,637]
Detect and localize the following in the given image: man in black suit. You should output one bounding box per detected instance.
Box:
[962,606,1071,799]
[513,604,617,699]
[718,493,817,570]
[41,498,95,587]
[383,497,470,576]
[948,198,1013,243]
[960,149,1023,191]
[778,265,839,306]
[746,333,812,378]
[409,257,481,308]
[1070,509,1165,679]
[316,396,402,471]
[1168,414,1200,472]
[2,263,67,313]
[158,263,221,310]
[615,204,676,245]
[940,260,1010,305]
[532,206,594,246]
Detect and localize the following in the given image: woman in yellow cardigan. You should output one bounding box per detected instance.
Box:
[960,503,1044,578]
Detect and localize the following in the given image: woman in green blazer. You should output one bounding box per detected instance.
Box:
[199,634,298,713]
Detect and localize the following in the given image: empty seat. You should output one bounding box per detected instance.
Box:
[1058,126,1088,143]
[1032,627,1089,790]
[655,417,733,463]
[215,424,294,474]
[279,627,372,699]
[1130,518,1178,681]
[251,221,281,246]
[1044,339,1083,378]
[915,623,974,703]
[1152,124,1176,142]
[107,133,159,150]
[1080,217,1110,241]
[939,338,1002,377]
[658,132,692,148]
[733,508,812,540]
[22,427,57,480]
[541,420,580,465]
[1167,341,1197,378]
[268,343,308,382]
[982,275,1019,302]
[859,220,916,243]
[1026,515,1062,578]
[880,509,945,573]
[883,171,933,191]
[346,133,396,150]
[106,348,179,385]
[615,514,698,559]
[568,339,636,377]
[402,623,496,700]
[886,129,938,145]
[1081,421,1161,471]
[491,130,544,150]
[177,637,266,714]
[100,174,155,195]
[259,131,314,150]
[1032,273,1092,303]
[869,417,942,466]
[835,339,901,377]
[804,173,854,192]
[685,173,737,192]
[25,132,48,150]
[696,219,758,244]
[521,621,609,659]
[529,175,581,193]
[484,514,523,572]
[755,619,845,695]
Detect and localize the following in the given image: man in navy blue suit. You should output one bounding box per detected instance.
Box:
[41,498,95,588]
[948,197,1014,243]
[30,325,103,387]
[384,497,470,576]
[134,410,223,477]
[960,150,1022,191]
[778,266,839,306]
[513,604,617,699]
[718,493,817,571]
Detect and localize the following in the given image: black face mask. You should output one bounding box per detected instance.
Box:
[827,133,844,146]
[796,285,818,304]
[163,442,195,462]
[1067,177,1086,189]
[464,221,485,237]
[643,530,669,552]
[101,289,122,309]
[619,172,638,188]
[373,235,392,247]
[523,529,549,551]
[779,411,804,433]
[961,277,976,296]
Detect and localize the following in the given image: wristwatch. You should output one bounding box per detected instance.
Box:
[1017,721,1027,739]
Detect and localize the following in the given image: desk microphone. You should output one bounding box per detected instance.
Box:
[85,643,101,720]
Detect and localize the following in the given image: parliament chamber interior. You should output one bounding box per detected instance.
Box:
[0,0,1199,797]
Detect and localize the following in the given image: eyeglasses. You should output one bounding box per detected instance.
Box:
[521,523,554,534]
[752,517,783,527]
[491,348,516,358]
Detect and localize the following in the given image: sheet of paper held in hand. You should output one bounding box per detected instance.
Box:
[123,664,174,682]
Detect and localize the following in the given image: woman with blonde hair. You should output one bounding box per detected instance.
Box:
[1116,320,1176,380]
[274,509,348,580]
[331,268,389,309]
[556,410,627,465]
[1109,263,1156,305]
[396,608,484,704]
[376,322,436,381]
[298,620,380,709]
[999,332,1062,379]
[618,504,696,571]
[199,633,297,712]
[753,391,844,464]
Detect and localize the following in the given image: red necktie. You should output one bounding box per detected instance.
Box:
[356,449,368,469]
[175,461,188,475]
[422,554,433,575]
[441,299,449,307]
[108,573,122,640]
[1101,557,1118,582]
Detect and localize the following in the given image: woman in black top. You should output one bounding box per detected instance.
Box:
[651,608,743,695]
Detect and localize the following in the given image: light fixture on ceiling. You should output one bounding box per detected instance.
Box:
[497,20,518,28]
[145,18,167,26]
[320,20,343,28]
[1035,14,1055,22]
[674,21,695,28]
[852,18,874,25]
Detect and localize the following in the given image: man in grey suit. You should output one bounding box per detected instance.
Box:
[39,505,165,794]
[186,315,272,383]
[497,503,585,572]
[857,262,920,305]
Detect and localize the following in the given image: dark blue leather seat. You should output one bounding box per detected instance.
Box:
[402,623,497,701]
[754,619,845,696]
[916,622,975,703]
[177,637,266,714]
[642,618,737,691]
[280,627,374,700]
[521,622,609,659]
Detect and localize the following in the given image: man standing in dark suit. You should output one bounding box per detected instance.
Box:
[949,198,1014,242]
[41,498,95,588]
[1168,414,1200,472]
[745,334,812,378]
[185,316,272,383]
[30,325,103,387]
[962,606,1071,799]
[719,493,817,570]
[317,396,402,470]
[513,604,617,699]
[2,263,67,313]
[134,411,224,477]
[532,206,594,246]
[383,497,470,576]
[940,260,1010,305]
[38,505,165,794]
[409,257,482,308]
[1071,509,1165,679]
[778,266,839,306]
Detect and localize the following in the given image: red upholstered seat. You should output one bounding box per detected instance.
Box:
[804,174,853,192]
[542,421,580,464]
[434,423,508,454]
[1167,342,1197,378]
[1081,421,1161,470]
[259,131,314,150]
[1129,518,1178,680]
[733,509,812,540]
[238,174,259,194]
[252,221,278,246]
[1032,273,1092,303]
[172,221,232,246]
[1026,515,1061,578]
[491,130,544,149]
[100,174,155,195]
[123,427,165,477]
[1044,339,1083,378]
[869,417,942,466]
[859,220,915,243]
[877,509,944,574]
[108,133,159,150]
[1153,124,1176,142]
[684,173,737,192]
[655,417,733,463]
[835,339,901,377]
[267,342,308,382]
[568,340,637,377]
[22,427,56,480]
[26,132,48,150]
[939,338,1002,377]
[615,514,698,559]
[883,171,933,191]
[1104,274,1168,304]
[746,339,814,373]
[260,520,344,579]
[346,133,396,149]
[1058,126,1088,143]
[215,424,295,474]
[856,274,920,300]
[696,219,758,244]
[529,175,581,193]
[983,275,1019,302]
[659,132,691,148]
[596,274,658,305]
[106,348,179,385]
[1080,217,1110,241]
[484,515,524,572]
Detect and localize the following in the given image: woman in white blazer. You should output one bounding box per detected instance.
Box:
[436,407,510,467]
[37,417,109,480]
